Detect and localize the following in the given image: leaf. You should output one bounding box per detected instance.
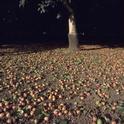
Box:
[97,119,103,124]
[75,58,82,65]
[117,102,124,114]
[53,118,69,124]
[59,119,69,124]
[19,0,26,8]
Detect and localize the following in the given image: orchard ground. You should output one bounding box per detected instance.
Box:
[0,43,124,124]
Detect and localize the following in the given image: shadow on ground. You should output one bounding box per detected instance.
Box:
[79,38,124,50]
[0,41,68,56]
[0,39,124,56]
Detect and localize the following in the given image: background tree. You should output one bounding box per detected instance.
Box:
[19,0,79,51]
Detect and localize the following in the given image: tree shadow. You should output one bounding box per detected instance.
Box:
[79,37,124,50]
[0,38,124,56]
[80,45,107,51]
[0,41,68,56]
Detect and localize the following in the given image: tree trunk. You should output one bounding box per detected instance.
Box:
[62,0,79,51]
[68,15,79,51]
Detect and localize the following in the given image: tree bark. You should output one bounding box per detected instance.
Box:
[63,0,79,51]
[68,14,79,51]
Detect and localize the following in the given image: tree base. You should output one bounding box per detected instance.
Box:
[68,34,79,51]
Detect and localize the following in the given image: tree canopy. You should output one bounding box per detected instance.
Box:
[19,0,74,14]
[19,0,80,51]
